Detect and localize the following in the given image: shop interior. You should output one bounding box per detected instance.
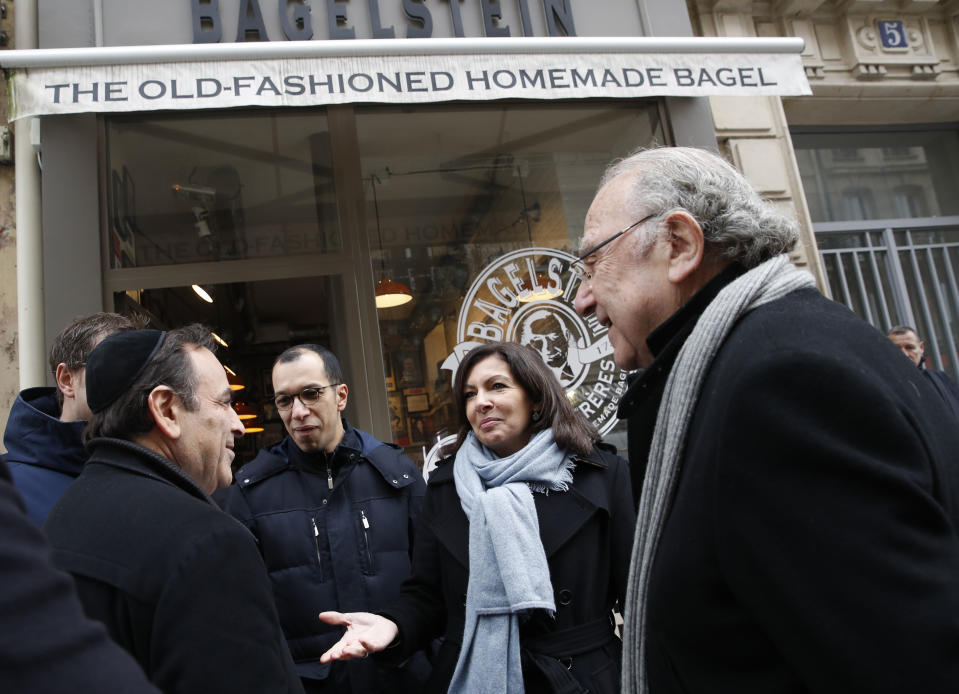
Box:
[105,102,664,468]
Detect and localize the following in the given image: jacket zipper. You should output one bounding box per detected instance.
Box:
[360,510,374,573]
[311,516,323,579]
[327,464,333,490]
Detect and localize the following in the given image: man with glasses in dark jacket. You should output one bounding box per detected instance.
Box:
[218,344,429,694]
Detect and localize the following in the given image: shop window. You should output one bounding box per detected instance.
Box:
[841,187,876,221]
[792,127,959,223]
[892,185,928,218]
[357,102,665,462]
[104,102,665,469]
[105,111,339,269]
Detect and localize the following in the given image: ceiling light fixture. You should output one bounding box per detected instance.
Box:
[211,331,229,348]
[225,367,245,391]
[370,174,412,309]
[192,284,214,303]
[234,402,258,421]
[519,273,563,303]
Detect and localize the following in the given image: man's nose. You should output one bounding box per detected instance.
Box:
[574,280,595,316]
[291,397,310,418]
[231,408,245,437]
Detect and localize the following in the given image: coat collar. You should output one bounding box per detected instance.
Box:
[430,446,614,569]
[236,421,417,491]
[618,262,745,420]
[85,437,217,506]
[3,387,87,474]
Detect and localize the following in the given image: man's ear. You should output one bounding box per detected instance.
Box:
[662,210,705,284]
[147,386,182,440]
[335,383,349,413]
[55,363,79,400]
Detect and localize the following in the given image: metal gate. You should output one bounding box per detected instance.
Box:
[815,215,959,380]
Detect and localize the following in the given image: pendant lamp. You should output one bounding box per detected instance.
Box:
[370,174,412,309]
[515,166,561,303]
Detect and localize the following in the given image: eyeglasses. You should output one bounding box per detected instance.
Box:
[273,384,340,411]
[569,213,658,283]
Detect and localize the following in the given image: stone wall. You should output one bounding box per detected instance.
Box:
[0,5,18,451]
[688,0,959,292]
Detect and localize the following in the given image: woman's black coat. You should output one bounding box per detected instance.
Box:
[379,442,636,693]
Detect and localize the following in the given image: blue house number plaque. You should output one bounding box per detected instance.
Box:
[878,20,908,49]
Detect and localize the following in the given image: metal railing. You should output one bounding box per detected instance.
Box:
[816,216,959,379]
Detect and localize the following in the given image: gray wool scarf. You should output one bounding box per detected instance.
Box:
[621,254,816,694]
[449,428,574,694]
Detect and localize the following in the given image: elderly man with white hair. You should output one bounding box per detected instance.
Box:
[574,147,959,694]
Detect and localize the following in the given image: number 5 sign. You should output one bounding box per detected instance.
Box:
[877,20,908,49]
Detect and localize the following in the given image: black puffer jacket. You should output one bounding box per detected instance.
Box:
[219,420,429,691]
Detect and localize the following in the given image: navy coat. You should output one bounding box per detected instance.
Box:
[623,285,959,693]
[379,443,635,694]
[3,387,87,525]
[44,438,303,694]
[219,421,427,691]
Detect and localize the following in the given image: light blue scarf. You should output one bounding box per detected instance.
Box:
[448,428,575,694]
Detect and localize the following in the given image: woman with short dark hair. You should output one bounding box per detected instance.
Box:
[320,341,635,694]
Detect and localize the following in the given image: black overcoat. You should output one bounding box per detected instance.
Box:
[0,456,161,694]
[379,443,636,694]
[626,286,959,693]
[44,438,304,694]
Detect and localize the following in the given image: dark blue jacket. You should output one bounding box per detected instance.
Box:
[218,420,428,691]
[3,387,86,526]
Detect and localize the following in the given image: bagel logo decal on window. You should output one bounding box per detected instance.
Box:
[425,248,629,472]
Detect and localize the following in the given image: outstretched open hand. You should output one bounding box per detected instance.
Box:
[318,611,399,663]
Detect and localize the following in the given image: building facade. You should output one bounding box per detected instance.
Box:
[690,0,959,379]
[10,1,955,467]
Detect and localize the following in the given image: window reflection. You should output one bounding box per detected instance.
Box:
[358,103,665,461]
[106,113,339,268]
[793,128,959,223]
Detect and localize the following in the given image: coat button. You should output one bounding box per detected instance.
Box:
[322,499,328,505]
[557,589,572,606]
[243,478,250,484]
[392,479,398,484]
[403,474,409,479]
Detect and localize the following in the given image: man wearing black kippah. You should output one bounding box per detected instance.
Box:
[44,325,304,694]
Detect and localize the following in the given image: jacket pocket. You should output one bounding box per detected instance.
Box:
[358,509,375,575]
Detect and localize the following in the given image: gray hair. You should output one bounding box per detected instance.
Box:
[599,146,798,268]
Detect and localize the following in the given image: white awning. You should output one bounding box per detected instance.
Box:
[0,36,810,120]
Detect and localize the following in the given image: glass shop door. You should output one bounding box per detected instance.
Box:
[102,107,391,467]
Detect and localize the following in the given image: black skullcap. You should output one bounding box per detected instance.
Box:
[86,329,166,414]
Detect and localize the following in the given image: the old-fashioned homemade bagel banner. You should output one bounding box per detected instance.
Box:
[2,37,810,120]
